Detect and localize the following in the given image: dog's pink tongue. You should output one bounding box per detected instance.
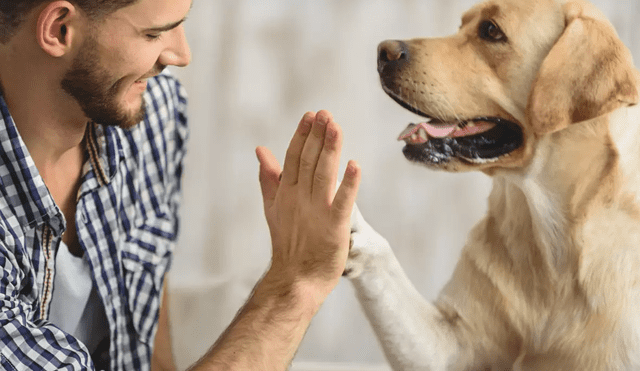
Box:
[423,122,457,138]
[398,122,458,143]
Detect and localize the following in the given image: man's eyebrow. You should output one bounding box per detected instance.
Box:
[141,1,193,33]
[142,17,187,33]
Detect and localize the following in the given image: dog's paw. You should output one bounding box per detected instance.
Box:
[344,204,392,278]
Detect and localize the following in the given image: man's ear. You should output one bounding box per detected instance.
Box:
[526,1,640,136]
[36,1,80,57]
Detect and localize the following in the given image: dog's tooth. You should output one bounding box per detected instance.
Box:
[398,124,419,141]
[467,122,476,128]
[419,128,428,140]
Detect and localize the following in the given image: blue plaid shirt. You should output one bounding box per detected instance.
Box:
[0,72,188,370]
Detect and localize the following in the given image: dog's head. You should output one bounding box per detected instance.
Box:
[379,0,639,173]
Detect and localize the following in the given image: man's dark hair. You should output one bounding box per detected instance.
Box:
[0,0,139,43]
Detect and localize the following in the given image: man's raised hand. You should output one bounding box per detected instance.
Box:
[256,110,361,307]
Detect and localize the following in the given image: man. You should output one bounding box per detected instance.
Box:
[0,0,361,370]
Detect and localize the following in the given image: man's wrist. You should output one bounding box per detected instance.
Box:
[254,268,335,319]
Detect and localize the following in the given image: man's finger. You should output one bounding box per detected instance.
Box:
[256,146,282,209]
[298,110,331,195]
[331,160,361,221]
[281,112,315,186]
[311,119,342,205]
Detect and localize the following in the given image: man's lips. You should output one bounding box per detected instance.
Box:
[135,76,152,84]
[135,70,163,84]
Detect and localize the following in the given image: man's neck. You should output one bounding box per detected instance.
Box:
[0,38,88,172]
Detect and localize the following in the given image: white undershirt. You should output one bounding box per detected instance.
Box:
[48,242,109,354]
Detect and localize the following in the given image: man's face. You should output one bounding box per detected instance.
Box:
[61,0,192,129]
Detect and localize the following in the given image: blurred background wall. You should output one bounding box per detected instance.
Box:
[167,0,640,369]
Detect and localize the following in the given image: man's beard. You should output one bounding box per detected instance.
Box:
[60,36,156,130]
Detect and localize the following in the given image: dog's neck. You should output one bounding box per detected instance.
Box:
[488,106,640,275]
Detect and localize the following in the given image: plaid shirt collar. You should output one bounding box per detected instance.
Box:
[84,121,126,186]
[0,92,64,235]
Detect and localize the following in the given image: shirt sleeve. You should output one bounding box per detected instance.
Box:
[162,72,189,241]
[0,234,96,370]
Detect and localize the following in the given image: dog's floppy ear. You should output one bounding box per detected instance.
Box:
[527,1,640,136]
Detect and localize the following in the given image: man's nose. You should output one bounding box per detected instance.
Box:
[159,24,191,68]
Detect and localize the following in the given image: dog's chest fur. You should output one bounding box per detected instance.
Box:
[467,111,640,367]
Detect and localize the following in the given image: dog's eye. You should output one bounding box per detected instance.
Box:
[478,20,507,42]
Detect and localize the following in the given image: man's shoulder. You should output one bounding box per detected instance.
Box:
[146,69,188,108]
[116,70,189,171]
[123,69,187,136]
[141,70,187,128]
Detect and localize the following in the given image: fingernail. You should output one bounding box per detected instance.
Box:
[304,112,316,124]
[346,161,360,176]
[299,116,313,135]
[317,113,329,126]
[326,127,339,140]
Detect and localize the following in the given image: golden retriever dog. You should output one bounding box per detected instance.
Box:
[344,0,640,369]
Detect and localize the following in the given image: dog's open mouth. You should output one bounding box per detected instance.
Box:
[391,99,523,165]
[398,117,523,164]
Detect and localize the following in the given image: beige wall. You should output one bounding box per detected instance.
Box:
[168,0,640,369]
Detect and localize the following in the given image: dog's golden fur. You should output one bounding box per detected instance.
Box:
[346,0,640,369]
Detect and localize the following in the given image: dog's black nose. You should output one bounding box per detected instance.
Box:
[378,40,409,75]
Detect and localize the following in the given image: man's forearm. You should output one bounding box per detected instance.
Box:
[152,279,178,371]
[187,271,322,371]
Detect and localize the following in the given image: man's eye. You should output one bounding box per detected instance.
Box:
[478,20,507,42]
[146,34,162,41]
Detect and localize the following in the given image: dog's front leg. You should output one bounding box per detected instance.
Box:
[345,206,473,371]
